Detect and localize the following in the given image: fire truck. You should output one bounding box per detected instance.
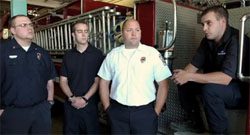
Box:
[1,0,249,134]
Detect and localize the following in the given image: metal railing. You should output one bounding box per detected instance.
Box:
[33,6,123,55]
[238,13,250,82]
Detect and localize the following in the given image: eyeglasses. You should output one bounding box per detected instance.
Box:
[13,23,34,28]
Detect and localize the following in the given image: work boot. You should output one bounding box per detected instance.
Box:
[170,120,205,133]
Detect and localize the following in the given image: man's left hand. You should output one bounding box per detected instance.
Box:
[71,96,88,109]
[172,69,190,85]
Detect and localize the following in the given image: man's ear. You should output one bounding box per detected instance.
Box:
[10,27,15,35]
[221,17,227,24]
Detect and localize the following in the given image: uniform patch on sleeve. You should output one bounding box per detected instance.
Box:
[159,54,167,66]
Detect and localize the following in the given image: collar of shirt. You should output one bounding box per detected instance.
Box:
[10,38,39,52]
[211,26,236,48]
[206,26,237,54]
[72,43,96,53]
[116,42,148,53]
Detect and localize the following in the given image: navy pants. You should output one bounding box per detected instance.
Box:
[178,82,242,134]
[0,100,52,134]
[107,99,158,135]
[63,101,100,135]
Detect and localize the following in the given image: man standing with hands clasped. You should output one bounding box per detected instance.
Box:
[60,21,104,134]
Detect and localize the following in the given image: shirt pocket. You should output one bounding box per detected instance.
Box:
[7,57,18,70]
[6,57,20,79]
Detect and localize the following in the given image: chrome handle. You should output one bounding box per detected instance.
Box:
[238,13,250,82]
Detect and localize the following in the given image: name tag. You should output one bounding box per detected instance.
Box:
[9,55,18,59]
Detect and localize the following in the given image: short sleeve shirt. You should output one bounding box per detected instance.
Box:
[191,26,241,79]
[98,43,172,106]
[0,38,57,108]
[60,45,104,96]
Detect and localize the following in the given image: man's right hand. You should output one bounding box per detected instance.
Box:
[0,109,4,116]
[104,104,110,112]
[172,69,191,85]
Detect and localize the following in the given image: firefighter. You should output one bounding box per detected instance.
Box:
[60,21,104,134]
[0,14,57,134]
[98,19,172,134]
[171,5,250,134]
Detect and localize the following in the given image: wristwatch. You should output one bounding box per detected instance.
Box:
[48,100,55,105]
[81,96,89,103]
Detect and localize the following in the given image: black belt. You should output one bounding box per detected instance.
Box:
[9,100,46,108]
[110,99,154,109]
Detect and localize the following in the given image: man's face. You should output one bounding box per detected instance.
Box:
[122,20,141,48]
[72,23,89,46]
[10,16,34,40]
[201,12,226,42]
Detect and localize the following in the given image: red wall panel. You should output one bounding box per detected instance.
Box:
[136,1,155,46]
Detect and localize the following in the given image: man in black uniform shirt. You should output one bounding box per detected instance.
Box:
[60,21,104,134]
[171,6,249,134]
[0,15,57,134]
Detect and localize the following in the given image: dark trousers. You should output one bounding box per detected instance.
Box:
[107,99,158,135]
[0,100,52,134]
[63,101,100,135]
[178,82,242,134]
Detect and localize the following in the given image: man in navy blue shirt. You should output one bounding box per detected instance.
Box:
[0,15,57,134]
[171,6,249,134]
[60,21,104,134]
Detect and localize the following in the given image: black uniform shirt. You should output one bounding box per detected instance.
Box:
[0,38,57,108]
[191,26,241,79]
[60,44,104,98]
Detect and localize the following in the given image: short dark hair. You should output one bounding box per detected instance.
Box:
[9,14,27,27]
[201,5,229,24]
[71,21,88,33]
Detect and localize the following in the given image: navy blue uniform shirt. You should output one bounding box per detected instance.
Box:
[60,44,104,102]
[191,26,250,79]
[0,38,57,108]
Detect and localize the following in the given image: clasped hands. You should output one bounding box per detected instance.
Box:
[171,69,190,85]
[69,96,88,110]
